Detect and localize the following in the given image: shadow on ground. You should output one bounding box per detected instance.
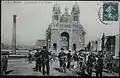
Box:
[92,69,109,73]
[54,68,65,73]
[69,69,88,76]
[5,70,13,74]
[103,69,109,73]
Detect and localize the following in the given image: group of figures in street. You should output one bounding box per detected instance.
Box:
[28,46,51,75]
[28,46,114,76]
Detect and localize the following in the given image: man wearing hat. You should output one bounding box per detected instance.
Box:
[1,51,9,75]
[34,49,41,72]
[73,51,79,69]
[67,50,72,69]
[95,55,103,77]
[58,48,67,68]
[40,46,51,75]
[86,52,96,76]
[28,50,32,63]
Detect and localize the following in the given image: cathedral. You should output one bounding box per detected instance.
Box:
[45,2,86,55]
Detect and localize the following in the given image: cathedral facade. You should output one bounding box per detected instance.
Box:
[45,3,86,55]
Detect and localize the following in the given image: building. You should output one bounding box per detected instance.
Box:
[115,34,119,57]
[104,35,120,57]
[95,34,119,57]
[46,3,86,55]
[90,41,98,52]
[35,40,46,49]
[104,36,116,55]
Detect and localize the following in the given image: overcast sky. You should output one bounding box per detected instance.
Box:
[1,1,119,46]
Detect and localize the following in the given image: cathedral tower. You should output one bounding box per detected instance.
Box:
[52,2,61,22]
[71,2,80,22]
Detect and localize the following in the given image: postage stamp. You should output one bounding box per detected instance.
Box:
[103,2,118,21]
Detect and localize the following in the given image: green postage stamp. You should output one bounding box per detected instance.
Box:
[103,2,118,21]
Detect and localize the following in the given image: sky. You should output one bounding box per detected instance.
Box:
[1,1,119,46]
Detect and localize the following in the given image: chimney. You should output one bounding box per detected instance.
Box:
[12,15,17,54]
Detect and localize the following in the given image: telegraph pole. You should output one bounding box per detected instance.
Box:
[12,15,17,54]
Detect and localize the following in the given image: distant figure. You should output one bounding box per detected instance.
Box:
[1,51,9,75]
[62,56,67,73]
[52,53,56,61]
[34,49,41,72]
[1,55,8,75]
[58,48,67,68]
[95,55,103,77]
[107,52,113,73]
[78,53,83,69]
[86,53,96,76]
[67,50,72,69]
[49,51,53,65]
[28,50,32,63]
[73,51,79,69]
[40,46,51,75]
[80,57,86,76]
[38,48,42,72]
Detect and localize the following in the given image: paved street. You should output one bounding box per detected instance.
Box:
[6,58,119,76]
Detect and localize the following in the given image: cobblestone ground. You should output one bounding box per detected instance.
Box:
[5,58,119,76]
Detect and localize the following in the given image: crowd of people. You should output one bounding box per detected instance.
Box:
[27,46,114,76]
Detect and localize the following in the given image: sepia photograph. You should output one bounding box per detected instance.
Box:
[1,0,119,77]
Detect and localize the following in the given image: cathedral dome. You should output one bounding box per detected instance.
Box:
[62,6,70,16]
[60,6,72,22]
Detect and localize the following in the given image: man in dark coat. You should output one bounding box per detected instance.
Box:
[73,51,79,68]
[107,53,113,73]
[1,55,8,75]
[80,58,87,76]
[28,50,32,63]
[67,50,72,69]
[86,53,96,76]
[40,46,51,75]
[96,55,103,77]
[38,48,42,72]
[34,49,41,72]
[73,51,79,61]
[58,48,67,68]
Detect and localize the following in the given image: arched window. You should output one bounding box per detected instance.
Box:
[61,32,69,50]
[74,16,79,21]
[73,44,76,51]
[53,43,57,50]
